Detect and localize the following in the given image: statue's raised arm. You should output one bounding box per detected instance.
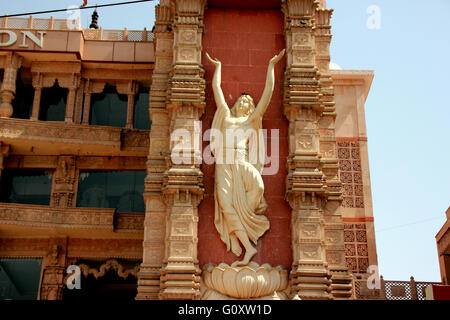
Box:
[248,49,285,122]
[206,52,229,114]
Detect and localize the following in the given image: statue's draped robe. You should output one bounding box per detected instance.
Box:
[210,106,270,257]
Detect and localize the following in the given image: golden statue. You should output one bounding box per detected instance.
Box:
[206,49,285,266]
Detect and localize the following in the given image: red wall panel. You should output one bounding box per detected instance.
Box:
[198,8,291,269]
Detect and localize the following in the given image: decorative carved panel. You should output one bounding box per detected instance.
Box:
[337,140,365,208]
[344,223,369,274]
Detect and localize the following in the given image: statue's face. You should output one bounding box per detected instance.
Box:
[234,95,252,117]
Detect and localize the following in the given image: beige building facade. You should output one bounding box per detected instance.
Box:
[0,0,379,300]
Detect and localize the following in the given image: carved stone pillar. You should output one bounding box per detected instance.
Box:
[282,0,331,300]
[59,74,81,123]
[39,238,68,300]
[315,7,352,299]
[50,156,77,208]
[160,176,203,299]
[127,94,136,128]
[136,0,174,300]
[158,0,206,300]
[82,80,106,125]
[0,53,22,118]
[73,79,85,124]
[31,73,43,121]
[117,80,138,129]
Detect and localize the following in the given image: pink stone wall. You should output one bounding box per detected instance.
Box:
[198,8,292,268]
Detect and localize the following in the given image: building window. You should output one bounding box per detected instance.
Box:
[0,169,53,205]
[11,70,34,119]
[90,85,127,127]
[76,171,145,213]
[0,258,42,300]
[39,81,67,121]
[133,86,151,130]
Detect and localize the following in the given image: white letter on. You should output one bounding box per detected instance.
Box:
[366,5,381,30]
[66,265,81,289]
[19,31,46,48]
[366,265,380,289]
[0,30,17,47]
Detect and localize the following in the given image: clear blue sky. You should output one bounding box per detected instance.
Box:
[3,0,449,282]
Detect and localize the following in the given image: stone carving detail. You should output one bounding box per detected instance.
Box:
[40,238,68,300]
[201,262,289,300]
[121,130,150,152]
[337,140,365,208]
[78,259,139,279]
[0,203,114,229]
[67,238,143,259]
[206,49,285,266]
[51,156,77,207]
[40,267,65,300]
[344,223,369,273]
[0,118,121,145]
[137,0,174,301]
[281,0,353,300]
[115,213,145,232]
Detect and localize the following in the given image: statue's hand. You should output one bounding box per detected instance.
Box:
[269,49,285,66]
[206,52,221,67]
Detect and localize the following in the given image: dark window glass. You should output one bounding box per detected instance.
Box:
[39,81,67,121]
[0,258,42,300]
[76,171,145,213]
[133,86,151,130]
[11,70,34,119]
[90,85,127,127]
[0,169,53,205]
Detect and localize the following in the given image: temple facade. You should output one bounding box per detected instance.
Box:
[0,0,378,300]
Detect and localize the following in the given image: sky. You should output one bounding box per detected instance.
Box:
[2,0,449,282]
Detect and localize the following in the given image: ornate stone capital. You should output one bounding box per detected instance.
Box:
[0,53,23,117]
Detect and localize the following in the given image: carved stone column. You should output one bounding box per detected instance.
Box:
[117,80,138,129]
[31,73,43,121]
[50,156,77,208]
[0,53,22,118]
[73,78,85,124]
[59,74,81,123]
[136,0,174,300]
[82,80,106,125]
[315,7,353,299]
[39,238,68,300]
[282,0,331,300]
[158,0,206,300]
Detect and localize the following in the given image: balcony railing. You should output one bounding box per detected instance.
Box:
[0,118,150,155]
[0,16,81,30]
[83,28,154,42]
[354,276,442,300]
[0,16,154,42]
[0,202,144,233]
